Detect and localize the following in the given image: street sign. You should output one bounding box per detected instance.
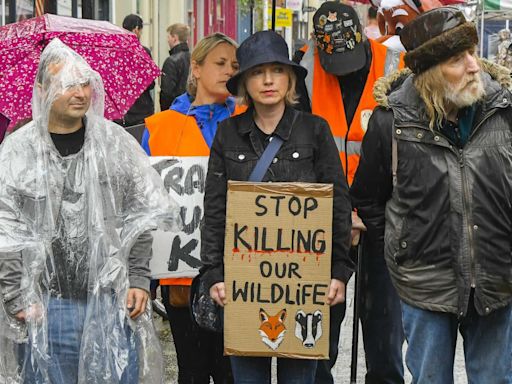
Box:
[267,7,293,28]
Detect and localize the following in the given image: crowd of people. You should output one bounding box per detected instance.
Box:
[0,2,511,384]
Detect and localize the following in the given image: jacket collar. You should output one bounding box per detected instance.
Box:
[169,42,189,56]
[238,105,297,141]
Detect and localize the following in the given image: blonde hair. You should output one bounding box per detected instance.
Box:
[237,65,299,107]
[186,32,238,97]
[413,65,450,129]
[167,23,190,43]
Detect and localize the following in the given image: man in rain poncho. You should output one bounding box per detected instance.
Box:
[0,38,180,383]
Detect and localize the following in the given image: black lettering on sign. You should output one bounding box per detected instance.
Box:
[312,229,326,253]
[164,166,184,196]
[259,261,303,279]
[234,223,251,250]
[184,164,205,195]
[167,236,202,271]
[270,195,286,216]
[180,206,202,235]
[152,158,179,176]
[231,281,327,305]
[304,197,318,219]
[288,196,302,216]
[313,284,328,305]
[255,195,268,216]
[260,261,272,278]
[233,281,248,301]
[252,195,320,219]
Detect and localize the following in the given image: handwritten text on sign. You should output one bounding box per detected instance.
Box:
[149,156,209,279]
[224,182,332,359]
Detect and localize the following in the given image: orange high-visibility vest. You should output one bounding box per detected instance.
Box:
[301,39,404,185]
[145,104,246,286]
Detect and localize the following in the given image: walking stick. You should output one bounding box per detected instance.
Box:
[350,233,364,384]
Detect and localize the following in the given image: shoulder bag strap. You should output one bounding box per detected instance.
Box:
[248,136,284,182]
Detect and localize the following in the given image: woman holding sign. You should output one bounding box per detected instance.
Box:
[142,33,244,384]
[201,30,353,383]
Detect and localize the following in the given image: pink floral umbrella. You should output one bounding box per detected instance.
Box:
[0,14,161,130]
[0,112,9,143]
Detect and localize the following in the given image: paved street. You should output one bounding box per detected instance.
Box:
[155,277,468,383]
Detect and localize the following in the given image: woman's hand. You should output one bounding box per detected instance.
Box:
[326,279,346,306]
[210,282,227,307]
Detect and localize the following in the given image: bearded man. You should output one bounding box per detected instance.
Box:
[351,7,512,383]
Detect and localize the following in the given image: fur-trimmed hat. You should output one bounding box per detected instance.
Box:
[400,7,478,74]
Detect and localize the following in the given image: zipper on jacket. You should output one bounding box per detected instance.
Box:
[456,109,497,291]
[458,150,476,288]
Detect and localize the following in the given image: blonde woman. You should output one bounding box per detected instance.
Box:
[201,30,352,383]
[143,32,243,384]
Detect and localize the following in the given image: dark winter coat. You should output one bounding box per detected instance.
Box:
[201,106,353,290]
[121,46,155,126]
[351,60,512,317]
[159,43,190,111]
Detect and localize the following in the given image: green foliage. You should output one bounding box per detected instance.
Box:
[239,0,265,31]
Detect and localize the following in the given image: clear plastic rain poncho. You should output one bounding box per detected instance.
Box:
[0,38,181,383]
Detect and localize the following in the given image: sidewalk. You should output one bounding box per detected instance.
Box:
[332,278,468,384]
[156,277,469,383]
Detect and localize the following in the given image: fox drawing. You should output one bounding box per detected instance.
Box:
[258,308,287,351]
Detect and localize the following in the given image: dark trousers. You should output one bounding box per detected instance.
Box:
[161,286,233,384]
[360,238,404,384]
[314,301,346,384]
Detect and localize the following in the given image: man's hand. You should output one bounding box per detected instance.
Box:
[351,211,367,246]
[14,310,26,322]
[126,288,149,319]
[14,304,43,323]
[326,279,346,306]
[210,282,227,307]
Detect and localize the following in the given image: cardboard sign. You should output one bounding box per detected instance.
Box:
[149,156,208,279]
[224,181,332,359]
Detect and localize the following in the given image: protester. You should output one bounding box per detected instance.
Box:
[352,7,512,383]
[117,14,155,126]
[201,30,352,384]
[160,23,191,111]
[143,32,242,384]
[495,28,512,69]
[297,2,405,383]
[364,7,381,40]
[0,38,180,383]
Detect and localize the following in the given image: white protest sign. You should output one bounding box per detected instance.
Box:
[149,156,209,279]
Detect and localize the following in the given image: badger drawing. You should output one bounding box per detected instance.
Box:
[295,310,323,348]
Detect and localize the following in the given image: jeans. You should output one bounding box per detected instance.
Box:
[360,238,404,384]
[401,298,512,384]
[161,285,233,384]
[230,356,317,383]
[22,297,139,383]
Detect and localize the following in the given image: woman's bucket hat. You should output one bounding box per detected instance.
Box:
[226,30,308,96]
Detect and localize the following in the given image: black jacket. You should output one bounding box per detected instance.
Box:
[201,107,353,290]
[160,43,190,111]
[351,61,512,316]
[121,46,155,126]
[201,107,353,286]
